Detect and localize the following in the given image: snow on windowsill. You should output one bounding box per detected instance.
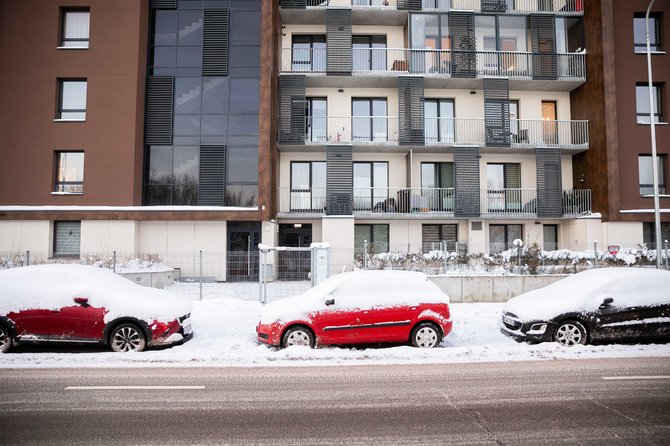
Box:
[51,192,83,196]
[56,46,89,50]
[54,118,86,122]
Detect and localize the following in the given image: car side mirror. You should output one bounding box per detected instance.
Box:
[74,297,89,307]
[599,297,614,308]
[325,298,335,306]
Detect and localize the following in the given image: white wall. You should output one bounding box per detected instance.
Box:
[80,221,138,256]
[322,216,355,273]
[0,220,51,258]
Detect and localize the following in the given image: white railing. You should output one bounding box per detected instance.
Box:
[288,0,583,14]
[303,116,399,144]
[424,118,485,146]
[277,187,592,217]
[513,119,588,149]
[280,48,585,80]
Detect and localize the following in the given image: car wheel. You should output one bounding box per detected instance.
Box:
[0,324,12,353]
[411,322,442,348]
[110,323,147,352]
[282,326,315,348]
[553,320,587,347]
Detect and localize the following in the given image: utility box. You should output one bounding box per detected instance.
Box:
[310,242,330,286]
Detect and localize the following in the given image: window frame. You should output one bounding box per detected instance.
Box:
[489,223,523,254]
[636,83,664,124]
[351,97,388,142]
[291,35,326,72]
[354,224,390,255]
[57,79,87,121]
[290,161,327,211]
[638,154,667,196]
[424,98,455,143]
[60,8,90,49]
[633,12,662,53]
[353,161,389,211]
[53,151,85,194]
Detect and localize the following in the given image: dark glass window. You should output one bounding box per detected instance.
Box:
[291,35,326,72]
[643,222,670,250]
[636,83,664,124]
[353,162,388,211]
[421,162,454,211]
[638,155,667,195]
[489,224,523,254]
[58,80,87,120]
[202,77,228,114]
[227,147,258,183]
[230,79,260,113]
[409,13,450,73]
[153,10,178,45]
[290,161,326,211]
[54,151,84,193]
[355,224,389,255]
[634,13,662,53]
[352,35,387,71]
[61,9,90,48]
[174,77,202,114]
[352,98,387,142]
[177,10,203,45]
[306,98,327,142]
[543,224,558,251]
[422,224,457,253]
[145,145,198,206]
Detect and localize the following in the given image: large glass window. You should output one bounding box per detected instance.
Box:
[290,161,326,211]
[476,15,530,74]
[636,84,664,124]
[543,224,558,251]
[58,80,87,120]
[354,162,388,211]
[421,162,454,211]
[61,9,90,48]
[409,13,450,73]
[352,98,387,142]
[145,145,199,205]
[643,222,670,250]
[638,155,667,195]
[424,99,454,143]
[291,35,326,72]
[487,163,521,211]
[54,151,84,194]
[489,224,523,254]
[306,98,327,142]
[227,147,258,206]
[352,35,387,71]
[355,224,389,255]
[634,13,662,53]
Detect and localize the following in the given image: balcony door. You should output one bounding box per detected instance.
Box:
[487,163,521,212]
[421,162,454,211]
[292,35,326,72]
[305,97,327,142]
[291,161,326,212]
[352,98,387,142]
[542,100,558,145]
[424,99,455,144]
[352,35,386,72]
[353,162,388,212]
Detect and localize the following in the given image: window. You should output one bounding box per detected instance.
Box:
[421,162,454,211]
[290,161,326,211]
[61,9,90,48]
[355,224,389,255]
[543,224,558,251]
[634,13,662,53]
[54,152,84,194]
[354,162,388,211]
[58,80,87,120]
[145,145,199,205]
[422,224,457,253]
[424,99,454,143]
[352,98,387,142]
[352,36,386,72]
[486,163,521,211]
[53,221,81,257]
[291,35,326,72]
[643,222,670,250]
[636,84,664,123]
[409,13,450,73]
[306,98,327,142]
[489,224,522,254]
[638,155,667,195]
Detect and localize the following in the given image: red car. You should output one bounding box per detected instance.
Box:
[257,270,451,348]
[0,264,193,353]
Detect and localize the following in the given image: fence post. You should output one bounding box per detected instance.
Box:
[26,250,30,266]
[442,240,447,273]
[363,240,368,270]
[593,241,598,268]
[665,239,669,270]
[259,249,266,305]
[199,250,203,301]
[113,251,117,273]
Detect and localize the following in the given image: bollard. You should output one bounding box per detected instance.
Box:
[113,251,117,273]
[26,250,30,266]
[199,250,203,301]
[363,240,368,270]
[593,240,598,268]
[665,240,669,270]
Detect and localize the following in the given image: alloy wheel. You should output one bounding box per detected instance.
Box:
[111,325,144,352]
[555,323,584,346]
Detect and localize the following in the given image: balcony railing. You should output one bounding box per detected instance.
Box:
[296,116,587,149]
[280,48,585,80]
[285,0,583,14]
[277,187,591,218]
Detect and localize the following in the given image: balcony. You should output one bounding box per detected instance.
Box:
[277,187,592,218]
[280,48,585,89]
[282,116,588,152]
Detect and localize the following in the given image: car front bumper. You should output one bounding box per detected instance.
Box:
[500,319,554,343]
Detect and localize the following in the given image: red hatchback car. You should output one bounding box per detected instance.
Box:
[257,270,451,349]
[0,264,193,353]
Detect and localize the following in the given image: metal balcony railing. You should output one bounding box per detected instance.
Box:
[289,0,584,14]
[277,187,592,218]
[280,48,586,80]
[512,119,589,149]
[303,116,399,144]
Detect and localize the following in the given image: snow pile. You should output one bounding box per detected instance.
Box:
[0,264,191,323]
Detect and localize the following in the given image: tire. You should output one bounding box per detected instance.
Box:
[0,324,12,354]
[553,320,587,347]
[109,323,147,352]
[282,326,315,348]
[410,322,442,348]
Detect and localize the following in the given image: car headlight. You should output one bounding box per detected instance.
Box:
[527,323,547,335]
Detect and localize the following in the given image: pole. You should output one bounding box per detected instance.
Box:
[26,250,30,266]
[199,250,203,301]
[363,240,368,270]
[113,250,117,273]
[665,239,669,270]
[646,0,662,269]
[593,240,598,268]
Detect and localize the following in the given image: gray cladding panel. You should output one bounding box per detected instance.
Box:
[203,9,229,76]
[326,145,353,215]
[449,12,476,78]
[483,78,510,147]
[199,145,226,206]
[398,76,424,146]
[145,76,174,145]
[327,9,352,76]
[151,0,176,9]
[536,148,562,217]
[397,0,422,10]
[531,15,557,80]
[279,76,306,144]
[454,147,480,217]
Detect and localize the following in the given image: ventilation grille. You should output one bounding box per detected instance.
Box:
[326,145,353,215]
[198,145,226,206]
[203,9,229,76]
[397,0,422,10]
[531,15,557,80]
[454,147,481,217]
[484,78,510,147]
[278,76,306,144]
[281,0,307,8]
[449,12,476,78]
[398,76,425,146]
[536,148,562,217]
[481,0,507,12]
[327,9,352,76]
[145,76,174,145]
[151,0,176,9]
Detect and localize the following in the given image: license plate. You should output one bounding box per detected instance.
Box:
[502,316,515,326]
[182,318,192,335]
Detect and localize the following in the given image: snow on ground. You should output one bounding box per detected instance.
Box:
[1,282,669,368]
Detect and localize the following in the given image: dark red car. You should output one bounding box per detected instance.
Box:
[0,264,193,353]
[257,270,451,348]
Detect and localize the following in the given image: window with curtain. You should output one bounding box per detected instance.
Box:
[61,10,90,48]
[58,80,87,120]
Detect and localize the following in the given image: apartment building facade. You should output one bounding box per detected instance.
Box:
[0,0,277,280]
[276,0,594,269]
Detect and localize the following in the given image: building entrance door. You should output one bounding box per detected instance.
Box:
[227,222,261,282]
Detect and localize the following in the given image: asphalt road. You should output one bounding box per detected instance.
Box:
[1,358,669,445]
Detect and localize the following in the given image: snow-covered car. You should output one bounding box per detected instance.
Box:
[0,264,193,353]
[500,268,670,346]
[257,270,452,349]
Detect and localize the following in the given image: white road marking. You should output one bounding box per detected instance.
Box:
[65,386,205,390]
[601,376,670,381]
